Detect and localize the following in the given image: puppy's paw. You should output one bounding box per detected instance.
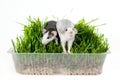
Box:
[68,51,71,54]
[62,51,67,54]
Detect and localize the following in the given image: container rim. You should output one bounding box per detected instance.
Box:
[8,48,111,55]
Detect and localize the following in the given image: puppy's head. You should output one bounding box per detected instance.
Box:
[42,29,57,45]
[65,27,77,37]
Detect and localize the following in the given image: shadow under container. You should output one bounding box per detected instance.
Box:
[11,52,108,75]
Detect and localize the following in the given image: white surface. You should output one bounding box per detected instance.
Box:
[0,0,120,80]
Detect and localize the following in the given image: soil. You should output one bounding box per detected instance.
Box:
[16,66,101,75]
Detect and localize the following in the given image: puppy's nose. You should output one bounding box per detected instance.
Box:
[69,31,73,34]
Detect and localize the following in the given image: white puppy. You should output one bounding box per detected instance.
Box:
[56,19,77,54]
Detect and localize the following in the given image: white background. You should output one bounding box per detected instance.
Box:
[0,0,120,80]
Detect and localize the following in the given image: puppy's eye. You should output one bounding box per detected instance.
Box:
[65,29,67,31]
[47,37,49,39]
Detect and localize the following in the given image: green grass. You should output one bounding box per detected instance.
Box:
[12,17,109,53]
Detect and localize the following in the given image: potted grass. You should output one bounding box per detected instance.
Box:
[10,17,109,75]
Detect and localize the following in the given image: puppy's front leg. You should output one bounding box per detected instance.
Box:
[61,40,67,54]
[68,39,74,54]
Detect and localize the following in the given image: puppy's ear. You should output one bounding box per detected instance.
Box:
[42,29,46,34]
[59,28,65,34]
[51,31,57,36]
[73,28,78,34]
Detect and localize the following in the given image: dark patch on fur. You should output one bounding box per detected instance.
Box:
[44,21,60,43]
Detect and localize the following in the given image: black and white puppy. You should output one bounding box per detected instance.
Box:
[42,21,60,45]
